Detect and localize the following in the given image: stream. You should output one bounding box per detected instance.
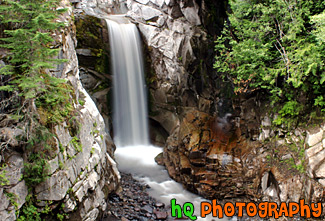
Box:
[106,15,228,221]
[114,145,231,220]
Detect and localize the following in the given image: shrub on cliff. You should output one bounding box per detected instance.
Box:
[214,0,325,127]
[0,0,72,186]
[0,0,67,96]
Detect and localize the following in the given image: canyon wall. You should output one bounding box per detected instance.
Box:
[0,1,120,220]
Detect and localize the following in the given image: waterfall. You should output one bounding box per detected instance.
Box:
[106,16,222,221]
[106,16,149,147]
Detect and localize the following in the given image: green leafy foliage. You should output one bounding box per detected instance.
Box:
[0,0,70,117]
[0,0,73,125]
[23,153,50,187]
[311,11,325,43]
[0,0,66,64]
[36,78,74,126]
[17,195,68,220]
[17,195,40,221]
[0,0,80,191]
[273,101,303,128]
[70,136,82,153]
[0,0,84,218]
[16,194,54,220]
[0,165,9,186]
[0,0,67,94]
[215,0,325,127]
[5,191,19,210]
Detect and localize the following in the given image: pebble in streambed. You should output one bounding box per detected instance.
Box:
[102,173,169,221]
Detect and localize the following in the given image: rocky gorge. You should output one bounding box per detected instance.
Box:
[0,0,324,220]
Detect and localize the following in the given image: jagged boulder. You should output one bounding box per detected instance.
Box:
[305,124,325,183]
[162,108,325,207]
[163,109,256,200]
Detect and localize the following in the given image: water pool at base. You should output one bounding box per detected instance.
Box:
[115,145,231,221]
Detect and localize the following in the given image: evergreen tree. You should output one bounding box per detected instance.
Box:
[215,0,325,127]
[0,0,74,190]
[0,0,68,99]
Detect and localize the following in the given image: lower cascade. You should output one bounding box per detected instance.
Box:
[114,145,221,220]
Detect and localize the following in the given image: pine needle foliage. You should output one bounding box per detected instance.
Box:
[0,0,76,189]
[0,0,68,99]
[215,0,325,128]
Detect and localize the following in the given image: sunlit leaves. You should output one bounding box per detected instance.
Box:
[311,12,325,43]
[215,0,325,125]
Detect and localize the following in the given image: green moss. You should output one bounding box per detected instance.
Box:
[90,147,95,155]
[59,143,64,153]
[78,98,85,106]
[94,50,108,74]
[4,191,19,210]
[17,195,63,220]
[23,152,50,187]
[58,161,64,169]
[75,15,103,50]
[70,136,82,153]
[0,165,9,186]
[67,116,81,137]
[75,15,111,75]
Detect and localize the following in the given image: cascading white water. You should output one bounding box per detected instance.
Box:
[106,15,226,220]
[106,16,149,147]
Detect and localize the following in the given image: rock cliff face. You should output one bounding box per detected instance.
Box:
[124,0,325,208]
[0,1,120,220]
[71,0,230,145]
[126,0,231,145]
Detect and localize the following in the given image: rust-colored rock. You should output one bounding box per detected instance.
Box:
[163,109,256,201]
[162,108,324,206]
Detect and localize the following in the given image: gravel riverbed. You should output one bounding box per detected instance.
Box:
[101,173,171,221]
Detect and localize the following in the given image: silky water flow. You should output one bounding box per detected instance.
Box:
[106,16,228,220]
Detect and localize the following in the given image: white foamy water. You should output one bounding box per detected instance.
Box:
[108,14,229,221]
[115,145,228,221]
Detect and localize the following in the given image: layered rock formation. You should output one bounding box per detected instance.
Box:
[0,1,120,220]
[162,108,325,206]
[71,0,231,145]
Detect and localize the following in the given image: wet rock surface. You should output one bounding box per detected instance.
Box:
[163,109,325,210]
[103,173,169,221]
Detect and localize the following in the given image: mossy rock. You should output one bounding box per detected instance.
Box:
[75,15,111,75]
[75,15,103,51]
